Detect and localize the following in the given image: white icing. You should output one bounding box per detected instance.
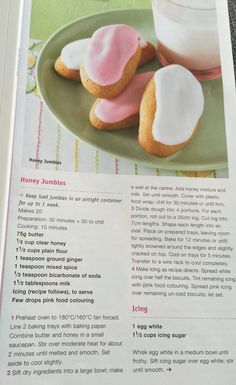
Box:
[61,38,91,70]
[152,65,204,146]
[140,37,148,48]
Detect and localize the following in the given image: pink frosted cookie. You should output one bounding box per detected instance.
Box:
[54,38,90,81]
[90,71,154,130]
[80,24,142,99]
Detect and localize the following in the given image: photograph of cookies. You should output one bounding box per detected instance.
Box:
[54,34,155,83]
[31,0,228,176]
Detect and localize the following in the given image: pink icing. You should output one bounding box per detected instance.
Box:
[94,71,154,123]
[84,24,141,86]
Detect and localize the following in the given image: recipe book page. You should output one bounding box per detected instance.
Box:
[1,0,236,384]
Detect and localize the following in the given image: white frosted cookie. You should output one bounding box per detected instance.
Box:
[139,64,204,157]
[54,38,91,81]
